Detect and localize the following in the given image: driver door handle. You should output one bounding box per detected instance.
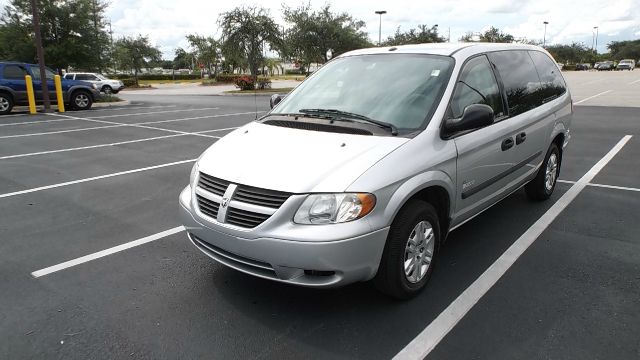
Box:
[501,137,514,151]
[516,132,526,145]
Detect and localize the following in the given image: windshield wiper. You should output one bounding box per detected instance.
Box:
[299,108,398,136]
[264,112,334,120]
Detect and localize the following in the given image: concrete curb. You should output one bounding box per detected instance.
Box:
[217,91,292,97]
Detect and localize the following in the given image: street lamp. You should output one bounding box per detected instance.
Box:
[543,21,549,47]
[375,10,387,46]
[593,26,599,54]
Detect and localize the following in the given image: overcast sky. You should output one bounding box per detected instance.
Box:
[3,0,640,59]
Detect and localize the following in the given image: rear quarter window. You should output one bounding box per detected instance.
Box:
[488,50,542,117]
[528,51,566,102]
[3,65,27,80]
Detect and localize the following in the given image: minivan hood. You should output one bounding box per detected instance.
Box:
[198,122,409,193]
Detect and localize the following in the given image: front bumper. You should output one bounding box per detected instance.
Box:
[179,186,389,288]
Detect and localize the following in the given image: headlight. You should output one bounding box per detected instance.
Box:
[293,193,376,224]
[189,162,199,185]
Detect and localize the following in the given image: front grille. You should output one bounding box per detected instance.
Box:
[234,184,291,208]
[196,173,293,228]
[198,172,229,196]
[196,195,219,219]
[226,207,271,228]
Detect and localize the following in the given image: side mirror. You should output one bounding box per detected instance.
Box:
[443,104,494,136]
[270,94,284,109]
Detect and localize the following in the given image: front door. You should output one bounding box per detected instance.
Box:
[448,55,521,225]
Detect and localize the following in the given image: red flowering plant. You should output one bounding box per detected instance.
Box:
[234,75,255,90]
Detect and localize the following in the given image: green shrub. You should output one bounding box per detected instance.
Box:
[106,74,200,80]
[285,69,303,75]
[563,64,577,71]
[257,77,272,90]
[121,79,136,87]
[234,75,255,90]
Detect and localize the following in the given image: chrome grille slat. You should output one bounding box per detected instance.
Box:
[196,173,292,229]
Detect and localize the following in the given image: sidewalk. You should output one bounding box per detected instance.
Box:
[121,80,301,96]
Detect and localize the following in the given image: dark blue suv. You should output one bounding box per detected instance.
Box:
[0,62,102,115]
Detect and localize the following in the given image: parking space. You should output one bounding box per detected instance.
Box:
[1,72,639,359]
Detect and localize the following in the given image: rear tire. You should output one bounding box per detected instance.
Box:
[374,200,440,299]
[0,92,13,115]
[525,143,560,201]
[70,91,93,110]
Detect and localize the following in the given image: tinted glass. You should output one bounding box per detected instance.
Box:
[3,65,27,79]
[29,66,56,80]
[75,74,90,80]
[449,55,504,119]
[529,51,566,101]
[64,74,74,80]
[488,51,542,116]
[274,54,454,132]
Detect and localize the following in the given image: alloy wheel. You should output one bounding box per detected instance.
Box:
[404,220,435,283]
[545,153,558,191]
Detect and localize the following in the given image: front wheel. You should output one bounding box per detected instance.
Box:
[374,200,440,299]
[0,92,13,115]
[71,91,93,110]
[102,85,113,94]
[525,143,560,201]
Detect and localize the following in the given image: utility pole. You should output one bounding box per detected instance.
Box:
[30,0,51,112]
[543,21,549,47]
[593,26,599,55]
[375,10,387,46]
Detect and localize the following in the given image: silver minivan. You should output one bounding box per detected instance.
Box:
[179,43,572,299]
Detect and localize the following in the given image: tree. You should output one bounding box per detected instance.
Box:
[186,34,219,76]
[263,57,284,76]
[460,27,515,43]
[607,40,640,60]
[113,35,161,86]
[0,0,110,70]
[546,42,595,64]
[382,24,444,46]
[173,47,193,70]
[282,3,371,72]
[218,6,283,83]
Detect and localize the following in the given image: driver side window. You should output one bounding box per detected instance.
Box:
[449,55,504,119]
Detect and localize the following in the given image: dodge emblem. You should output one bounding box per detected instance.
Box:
[221,197,229,208]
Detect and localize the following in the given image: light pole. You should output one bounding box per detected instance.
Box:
[543,21,549,47]
[593,26,599,54]
[375,10,387,46]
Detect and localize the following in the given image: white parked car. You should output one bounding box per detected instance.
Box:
[63,73,125,94]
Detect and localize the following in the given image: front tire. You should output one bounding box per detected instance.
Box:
[374,200,440,299]
[102,85,113,94]
[71,91,93,110]
[526,143,560,201]
[0,92,13,115]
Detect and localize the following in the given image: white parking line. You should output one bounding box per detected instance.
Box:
[0,158,196,199]
[558,179,640,192]
[0,106,181,127]
[574,90,613,105]
[86,107,219,119]
[394,135,632,360]
[0,111,255,139]
[0,127,237,160]
[629,79,640,85]
[31,226,185,278]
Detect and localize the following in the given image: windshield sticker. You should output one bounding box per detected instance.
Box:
[431,69,441,77]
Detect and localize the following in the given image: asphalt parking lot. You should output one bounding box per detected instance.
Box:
[1,71,639,359]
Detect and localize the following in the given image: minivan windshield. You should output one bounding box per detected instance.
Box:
[274,54,454,132]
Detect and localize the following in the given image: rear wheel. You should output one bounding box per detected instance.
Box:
[0,92,13,115]
[374,200,440,299]
[71,91,93,110]
[525,143,560,201]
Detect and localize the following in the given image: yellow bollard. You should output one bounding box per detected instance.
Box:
[25,75,37,114]
[54,75,65,113]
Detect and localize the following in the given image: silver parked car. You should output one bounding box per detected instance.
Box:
[179,43,572,299]
[63,72,125,94]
